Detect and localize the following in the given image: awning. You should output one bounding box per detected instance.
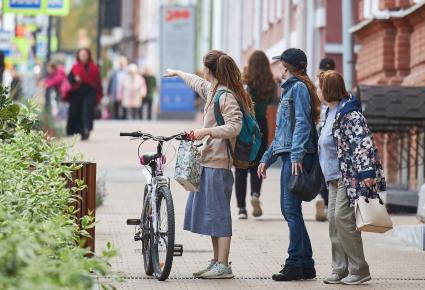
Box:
[359,85,425,133]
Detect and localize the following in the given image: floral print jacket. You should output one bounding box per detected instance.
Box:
[332,96,386,206]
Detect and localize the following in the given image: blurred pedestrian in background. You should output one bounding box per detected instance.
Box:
[107,56,128,119]
[258,48,321,281]
[0,51,5,86]
[9,65,23,102]
[141,67,156,120]
[235,50,275,219]
[318,70,385,285]
[315,57,336,221]
[66,48,103,141]
[43,62,70,101]
[119,63,146,120]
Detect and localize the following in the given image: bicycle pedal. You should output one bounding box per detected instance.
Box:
[173,244,183,256]
[126,219,140,225]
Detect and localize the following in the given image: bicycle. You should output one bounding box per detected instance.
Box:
[120,131,189,281]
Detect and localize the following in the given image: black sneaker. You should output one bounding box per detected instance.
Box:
[302,267,316,279]
[272,266,303,281]
[237,208,248,219]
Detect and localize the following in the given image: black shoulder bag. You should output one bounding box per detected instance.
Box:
[287,91,325,202]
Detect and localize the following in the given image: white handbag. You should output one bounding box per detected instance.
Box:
[355,194,393,233]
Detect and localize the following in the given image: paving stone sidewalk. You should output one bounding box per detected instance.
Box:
[74,120,425,290]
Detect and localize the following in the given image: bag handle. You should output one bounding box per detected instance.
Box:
[364,185,384,205]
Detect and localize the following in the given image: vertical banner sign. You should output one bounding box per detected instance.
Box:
[160,5,195,113]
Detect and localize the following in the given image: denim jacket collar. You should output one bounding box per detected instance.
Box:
[281,76,300,91]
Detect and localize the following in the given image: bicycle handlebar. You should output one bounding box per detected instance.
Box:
[119,131,191,142]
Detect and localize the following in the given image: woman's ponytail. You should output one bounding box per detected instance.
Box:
[215,54,254,114]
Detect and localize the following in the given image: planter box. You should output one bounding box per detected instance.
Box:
[65,162,96,253]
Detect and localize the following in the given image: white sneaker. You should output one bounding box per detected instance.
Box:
[200,262,234,279]
[193,260,216,278]
[251,195,263,217]
[238,208,248,219]
[341,274,371,285]
[323,273,347,284]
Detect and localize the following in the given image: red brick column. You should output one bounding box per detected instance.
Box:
[390,19,412,84]
[403,7,425,86]
[355,21,396,84]
[380,0,397,10]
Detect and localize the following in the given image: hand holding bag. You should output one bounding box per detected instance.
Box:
[355,188,393,233]
[288,153,325,201]
[174,140,201,192]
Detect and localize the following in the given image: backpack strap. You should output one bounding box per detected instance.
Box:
[213,89,234,168]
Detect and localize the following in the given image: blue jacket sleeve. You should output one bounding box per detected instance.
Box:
[260,144,278,167]
[290,83,312,163]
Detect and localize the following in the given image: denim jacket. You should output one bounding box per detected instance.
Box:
[260,76,316,166]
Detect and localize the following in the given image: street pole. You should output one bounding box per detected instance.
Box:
[342,0,354,90]
[46,16,52,62]
[96,0,103,66]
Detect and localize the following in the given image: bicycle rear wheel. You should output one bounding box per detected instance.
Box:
[151,186,175,281]
[141,193,154,276]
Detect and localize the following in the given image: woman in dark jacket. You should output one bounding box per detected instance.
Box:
[317,70,385,285]
[235,50,275,219]
[66,48,103,140]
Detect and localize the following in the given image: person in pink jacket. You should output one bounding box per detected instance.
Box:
[43,63,71,99]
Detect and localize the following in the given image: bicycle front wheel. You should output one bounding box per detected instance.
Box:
[141,193,154,276]
[151,186,175,281]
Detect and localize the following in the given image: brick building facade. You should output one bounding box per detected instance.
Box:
[352,0,425,190]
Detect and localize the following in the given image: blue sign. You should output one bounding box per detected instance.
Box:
[160,77,195,112]
[47,0,64,8]
[9,0,42,8]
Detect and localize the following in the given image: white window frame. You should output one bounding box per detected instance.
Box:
[262,0,269,31]
[276,0,283,20]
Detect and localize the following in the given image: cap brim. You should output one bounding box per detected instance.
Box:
[272,56,282,60]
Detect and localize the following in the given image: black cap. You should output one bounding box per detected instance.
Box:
[272,48,308,69]
[319,57,336,71]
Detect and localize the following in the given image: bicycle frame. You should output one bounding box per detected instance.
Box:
[142,141,170,244]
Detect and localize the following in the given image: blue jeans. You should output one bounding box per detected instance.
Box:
[280,153,315,268]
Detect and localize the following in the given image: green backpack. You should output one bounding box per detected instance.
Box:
[213,89,262,169]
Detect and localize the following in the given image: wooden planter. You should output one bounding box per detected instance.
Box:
[64,162,96,253]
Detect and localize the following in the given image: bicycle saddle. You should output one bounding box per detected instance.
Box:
[140,152,158,165]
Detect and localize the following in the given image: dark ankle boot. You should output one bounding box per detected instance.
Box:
[272,265,303,281]
[303,267,316,279]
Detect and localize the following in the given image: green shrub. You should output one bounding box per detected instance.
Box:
[0,88,116,290]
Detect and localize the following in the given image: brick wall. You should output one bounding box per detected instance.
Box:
[355,21,396,84]
[403,8,425,86]
[354,5,425,189]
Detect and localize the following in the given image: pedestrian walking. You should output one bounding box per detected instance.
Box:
[66,48,103,141]
[258,48,321,281]
[236,50,275,219]
[317,70,385,285]
[0,51,5,85]
[141,67,156,120]
[43,63,70,100]
[107,56,128,119]
[9,65,23,102]
[119,63,146,120]
[315,57,336,221]
[165,50,252,279]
